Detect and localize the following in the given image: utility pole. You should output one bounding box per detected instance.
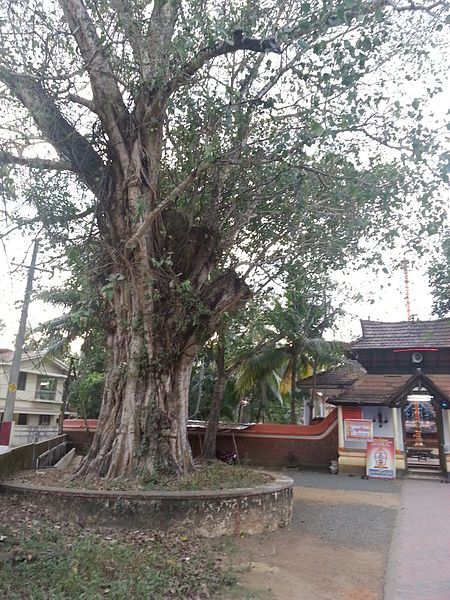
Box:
[0,240,39,447]
[58,357,75,435]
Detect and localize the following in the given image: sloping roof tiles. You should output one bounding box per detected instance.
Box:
[298,360,366,390]
[329,373,450,406]
[351,319,450,349]
[0,349,13,362]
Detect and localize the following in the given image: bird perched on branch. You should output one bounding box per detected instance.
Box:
[233,29,282,54]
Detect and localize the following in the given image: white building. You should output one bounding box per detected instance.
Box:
[0,348,68,446]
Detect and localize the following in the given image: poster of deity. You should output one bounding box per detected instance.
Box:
[366,437,396,479]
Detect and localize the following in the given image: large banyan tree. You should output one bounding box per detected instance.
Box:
[0,0,448,478]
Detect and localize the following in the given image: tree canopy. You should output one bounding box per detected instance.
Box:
[0,0,449,478]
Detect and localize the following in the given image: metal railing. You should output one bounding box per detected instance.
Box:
[35,389,56,401]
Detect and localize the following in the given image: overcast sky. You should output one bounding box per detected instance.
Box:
[0,232,437,349]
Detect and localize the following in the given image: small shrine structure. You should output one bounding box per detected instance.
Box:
[320,319,450,477]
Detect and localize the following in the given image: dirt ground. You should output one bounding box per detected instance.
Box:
[1,468,402,599]
[229,472,402,600]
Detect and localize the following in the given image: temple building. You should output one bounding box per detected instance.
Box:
[307,319,450,477]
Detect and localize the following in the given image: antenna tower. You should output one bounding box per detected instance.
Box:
[402,260,412,321]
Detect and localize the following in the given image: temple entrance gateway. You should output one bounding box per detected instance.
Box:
[402,393,443,474]
[316,319,450,478]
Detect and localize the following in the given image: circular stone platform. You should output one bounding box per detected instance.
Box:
[0,473,293,537]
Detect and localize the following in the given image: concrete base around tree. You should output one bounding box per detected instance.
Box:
[0,473,293,538]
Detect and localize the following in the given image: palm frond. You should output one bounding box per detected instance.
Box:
[236,347,287,392]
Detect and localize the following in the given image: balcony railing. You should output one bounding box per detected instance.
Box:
[35,389,56,401]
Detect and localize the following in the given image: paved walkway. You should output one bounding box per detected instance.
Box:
[384,479,450,600]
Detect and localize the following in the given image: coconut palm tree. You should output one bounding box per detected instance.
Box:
[256,285,343,424]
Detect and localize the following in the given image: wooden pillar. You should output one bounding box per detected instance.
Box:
[337,406,344,449]
[446,410,450,473]
[435,403,447,478]
[393,406,406,471]
[392,407,400,450]
[447,409,450,444]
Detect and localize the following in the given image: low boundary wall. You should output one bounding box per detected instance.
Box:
[64,412,338,469]
[0,473,293,537]
[192,412,338,469]
[0,435,66,479]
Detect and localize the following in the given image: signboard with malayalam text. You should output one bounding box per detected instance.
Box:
[344,419,373,442]
[366,437,396,480]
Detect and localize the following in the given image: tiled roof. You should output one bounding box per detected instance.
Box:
[0,349,13,362]
[351,319,450,349]
[0,349,68,372]
[298,361,366,390]
[329,373,450,406]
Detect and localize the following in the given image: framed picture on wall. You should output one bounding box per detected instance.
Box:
[344,419,373,441]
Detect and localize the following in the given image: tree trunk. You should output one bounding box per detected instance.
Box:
[79,290,197,478]
[202,373,229,460]
[203,334,228,460]
[257,380,267,423]
[290,353,298,424]
[76,213,250,479]
[190,356,205,419]
[306,363,318,425]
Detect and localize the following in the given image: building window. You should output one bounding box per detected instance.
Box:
[39,414,51,426]
[18,413,28,425]
[35,376,57,401]
[17,371,27,391]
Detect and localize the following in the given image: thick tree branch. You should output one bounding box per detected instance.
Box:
[58,0,130,169]
[376,0,449,12]
[164,0,448,99]
[165,31,282,97]
[0,67,104,191]
[201,269,252,321]
[0,150,73,171]
[110,0,151,75]
[68,93,97,113]
[126,160,212,248]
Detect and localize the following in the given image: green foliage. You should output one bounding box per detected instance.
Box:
[69,369,105,419]
[1,0,448,276]
[429,233,450,317]
[193,275,345,424]
[35,243,108,357]
[141,462,271,491]
[0,521,235,600]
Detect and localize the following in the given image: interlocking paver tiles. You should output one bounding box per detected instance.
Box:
[384,479,450,600]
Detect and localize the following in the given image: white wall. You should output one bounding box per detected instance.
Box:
[0,358,65,401]
[363,406,395,437]
[11,425,59,447]
[0,359,64,416]
[342,406,397,450]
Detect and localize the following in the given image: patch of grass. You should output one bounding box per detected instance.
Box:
[141,462,272,491]
[12,462,272,493]
[0,520,236,599]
